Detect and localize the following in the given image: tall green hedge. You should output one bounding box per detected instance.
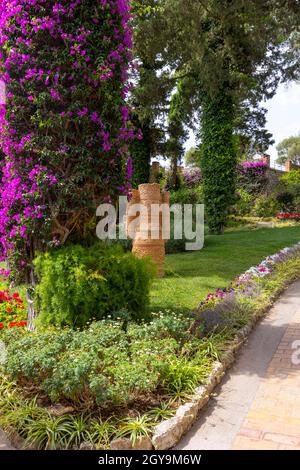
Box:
[200,91,237,234]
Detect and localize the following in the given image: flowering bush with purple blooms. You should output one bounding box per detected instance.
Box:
[193,242,300,333]
[238,243,300,282]
[0,0,136,280]
[237,160,268,195]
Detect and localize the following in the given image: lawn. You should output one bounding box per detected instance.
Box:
[150,225,300,312]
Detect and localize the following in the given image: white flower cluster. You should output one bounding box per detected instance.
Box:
[238,242,300,282]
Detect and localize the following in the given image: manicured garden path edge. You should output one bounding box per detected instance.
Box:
[2,253,300,451]
[110,264,300,450]
[149,293,297,450]
[1,306,273,452]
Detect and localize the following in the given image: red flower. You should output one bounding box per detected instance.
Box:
[5,307,12,313]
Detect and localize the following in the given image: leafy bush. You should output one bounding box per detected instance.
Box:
[182,168,202,188]
[275,191,295,211]
[1,313,198,408]
[170,186,203,205]
[281,169,300,197]
[252,195,280,217]
[233,189,253,216]
[34,244,153,327]
[162,169,183,191]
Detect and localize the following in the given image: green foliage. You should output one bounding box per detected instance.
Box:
[281,169,300,197]
[184,147,201,167]
[252,195,280,218]
[200,91,237,234]
[233,189,254,216]
[133,0,299,231]
[88,418,117,450]
[1,313,193,408]
[276,135,300,166]
[25,415,73,450]
[34,244,153,328]
[130,117,151,188]
[166,82,189,190]
[159,357,210,395]
[146,402,176,422]
[275,191,295,211]
[115,415,155,444]
[169,186,203,205]
[2,252,300,449]
[162,168,183,192]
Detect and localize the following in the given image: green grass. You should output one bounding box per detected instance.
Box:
[150,225,300,312]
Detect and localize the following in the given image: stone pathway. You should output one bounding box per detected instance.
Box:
[177,279,300,450]
[0,430,14,450]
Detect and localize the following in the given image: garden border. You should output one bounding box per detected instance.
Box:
[2,245,300,451]
[109,304,266,450]
[109,244,300,450]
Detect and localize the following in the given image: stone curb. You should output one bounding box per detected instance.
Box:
[109,305,267,451]
[1,279,295,451]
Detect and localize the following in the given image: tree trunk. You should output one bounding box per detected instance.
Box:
[200,89,237,234]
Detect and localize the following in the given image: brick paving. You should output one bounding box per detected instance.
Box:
[232,307,300,450]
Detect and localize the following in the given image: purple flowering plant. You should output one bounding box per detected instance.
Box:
[182,168,202,188]
[192,242,300,334]
[0,0,137,279]
[237,160,268,195]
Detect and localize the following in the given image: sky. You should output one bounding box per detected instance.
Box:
[265,82,300,164]
[185,82,300,167]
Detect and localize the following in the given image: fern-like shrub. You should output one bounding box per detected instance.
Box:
[34,244,153,327]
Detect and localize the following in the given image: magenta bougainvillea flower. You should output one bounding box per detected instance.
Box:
[0,1,137,277]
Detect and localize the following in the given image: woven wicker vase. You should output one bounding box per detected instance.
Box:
[128,183,169,277]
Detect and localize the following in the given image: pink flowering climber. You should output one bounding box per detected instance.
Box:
[0,0,138,281]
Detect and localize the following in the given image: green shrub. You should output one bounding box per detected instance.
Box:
[34,244,154,328]
[2,322,156,407]
[158,357,210,394]
[233,189,253,216]
[275,191,295,211]
[170,185,203,205]
[281,169,300,196]
[1,317,195,408]
[252,195,280,217]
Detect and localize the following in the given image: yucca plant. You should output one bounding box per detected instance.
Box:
[87,417,117,449]
[25,415,72,450]
[64,415,89,449]
[115,415,156,445]
[146,402,176,422]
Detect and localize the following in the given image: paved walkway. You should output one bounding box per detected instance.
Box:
[177,279,300,450]
[0,430,14,450]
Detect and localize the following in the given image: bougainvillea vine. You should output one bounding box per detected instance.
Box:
[0,0,136,281]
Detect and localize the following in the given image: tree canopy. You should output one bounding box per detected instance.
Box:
[132,0,300,232]
[277,134,300,165]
